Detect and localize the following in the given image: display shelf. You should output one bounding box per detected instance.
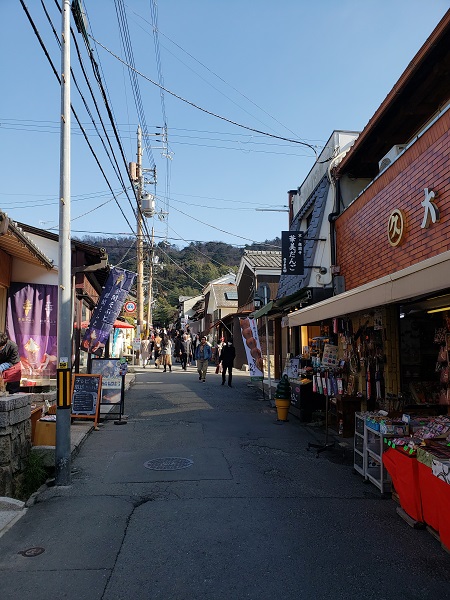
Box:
[353,413,366,476]
[354,450,364,476]
[354,433,364,453]
[355,413,365,435]
[364,427,392,495]
[353,412,403,495]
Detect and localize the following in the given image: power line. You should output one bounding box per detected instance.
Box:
[89,35,318,157]
[20,0,137,236]
[127,8,310,144]
[168,204,281,248]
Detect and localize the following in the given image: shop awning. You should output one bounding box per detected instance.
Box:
[288,250,450,327]
[251,300,274,319]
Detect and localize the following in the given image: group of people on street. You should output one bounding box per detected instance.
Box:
[139,329,236,385]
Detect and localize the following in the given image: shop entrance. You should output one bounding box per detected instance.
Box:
[399,291,450,407]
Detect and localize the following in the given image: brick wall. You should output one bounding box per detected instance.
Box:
[336,110,450,291]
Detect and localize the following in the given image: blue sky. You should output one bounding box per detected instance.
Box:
[1,1,448,250]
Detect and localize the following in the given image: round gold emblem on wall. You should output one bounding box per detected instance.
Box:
[387,209,405,247]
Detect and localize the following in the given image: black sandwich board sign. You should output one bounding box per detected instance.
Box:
[70,374,102,428]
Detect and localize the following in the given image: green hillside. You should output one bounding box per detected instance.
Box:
[77,235,281,326]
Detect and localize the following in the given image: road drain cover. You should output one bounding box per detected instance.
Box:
[18,547,45,557]
[144,457,193,471]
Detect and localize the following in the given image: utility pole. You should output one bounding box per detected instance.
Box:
[136,126,144,344]
[55,0,72,486]
[146,226,155,337]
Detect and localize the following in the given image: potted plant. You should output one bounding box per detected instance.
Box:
[275,375,291,421]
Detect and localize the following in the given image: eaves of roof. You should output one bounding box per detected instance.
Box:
[0,213,54,270]
[337,11,450,178]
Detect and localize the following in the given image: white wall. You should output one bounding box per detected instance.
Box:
[293,130,359,216]
[11,259,58,285]
[21,233,59,265]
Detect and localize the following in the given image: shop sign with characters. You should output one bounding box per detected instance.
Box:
[281,231,304,275]
[239,317,264,381]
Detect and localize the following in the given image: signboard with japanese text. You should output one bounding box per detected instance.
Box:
[70,374,102,427]
[81,267,136,355]
[239,317,264,381]
[281,231,304,275]
[90,358,123,405]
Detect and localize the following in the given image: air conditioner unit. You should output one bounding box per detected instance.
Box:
[378,144,407,172]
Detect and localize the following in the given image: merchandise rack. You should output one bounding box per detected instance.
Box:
[353,413,365,476]
[354,412,400,496]
[365,426,391,495]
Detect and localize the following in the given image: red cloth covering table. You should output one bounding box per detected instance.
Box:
[382,447,423,522]
[431,458,450,549]
[417,461,440,531]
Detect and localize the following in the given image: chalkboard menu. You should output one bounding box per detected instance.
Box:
[71,374,102,427]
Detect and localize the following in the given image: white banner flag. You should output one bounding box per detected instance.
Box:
[239,317,264,380]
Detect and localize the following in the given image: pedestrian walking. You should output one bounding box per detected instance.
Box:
[160,335,173,372]
[140,337,150,368]
[153,332,162,368]
[180,333,192,371]
[219,338,236,387]
[195,335,212,382]
[174,332,182,363]
[191,334,199,365]
[214,337,225,374]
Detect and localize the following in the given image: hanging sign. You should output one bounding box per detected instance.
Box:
[82,267,136,355]
[281,231,304,275]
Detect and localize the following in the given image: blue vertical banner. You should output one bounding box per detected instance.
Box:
[81,267,136,355]
[281,231,304,275]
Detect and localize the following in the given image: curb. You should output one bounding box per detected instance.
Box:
[0,375,137,537]
[0,497,27,539]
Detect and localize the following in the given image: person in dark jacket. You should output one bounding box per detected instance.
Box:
[219,339,236,387]
[179,333,192,371]
[0,332,21,393]
[174,332,182,363]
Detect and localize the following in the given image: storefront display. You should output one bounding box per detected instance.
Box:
[369,413,450,550]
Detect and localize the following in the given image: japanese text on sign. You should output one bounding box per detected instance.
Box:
[282,231,304,275]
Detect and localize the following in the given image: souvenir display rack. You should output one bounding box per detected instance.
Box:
[353,411,408,495]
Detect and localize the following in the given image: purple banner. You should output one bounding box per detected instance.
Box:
[82,267,135,355]
[6,283,58,379]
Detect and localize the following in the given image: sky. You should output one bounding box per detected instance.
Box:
[1,1,448,253]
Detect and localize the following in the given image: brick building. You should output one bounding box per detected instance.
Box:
[288,11,450,409]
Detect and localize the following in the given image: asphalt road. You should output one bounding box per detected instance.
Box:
[0,364,449,600]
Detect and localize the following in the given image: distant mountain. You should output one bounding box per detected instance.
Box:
[75,235,281,326]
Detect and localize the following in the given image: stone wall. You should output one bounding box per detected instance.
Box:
[0,392,56,497]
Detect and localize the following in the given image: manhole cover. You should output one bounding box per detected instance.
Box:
[18,547,45,557]
[144,457,193,471]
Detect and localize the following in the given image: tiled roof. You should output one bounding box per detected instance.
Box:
[243,250,281,270]
[211,283,238,307]
[276,175,330,300]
